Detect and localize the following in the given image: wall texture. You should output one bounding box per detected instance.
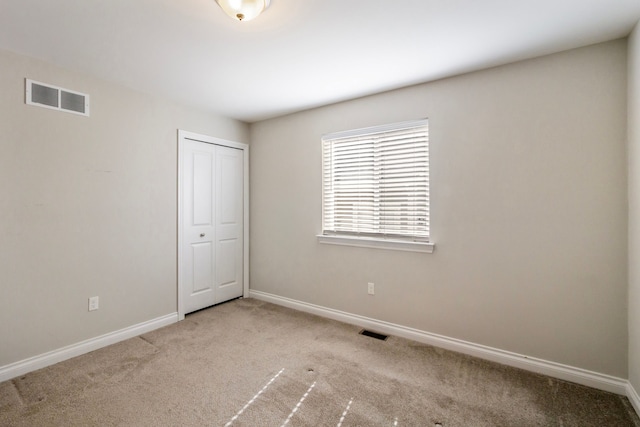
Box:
[249,40,629,377]
[0,49,248,367]
[629,22,640,397]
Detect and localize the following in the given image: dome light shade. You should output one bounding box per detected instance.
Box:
[215,0,271,22]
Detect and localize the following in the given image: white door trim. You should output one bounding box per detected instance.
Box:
[177,130,249,320]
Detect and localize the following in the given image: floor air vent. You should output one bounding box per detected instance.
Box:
[26,79,89,116]
[359,329,388,341]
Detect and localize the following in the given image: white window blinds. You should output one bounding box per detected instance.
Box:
[322,119,429,242]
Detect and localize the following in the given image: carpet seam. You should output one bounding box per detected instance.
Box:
[137,335,159,349]
[10,379,25,407]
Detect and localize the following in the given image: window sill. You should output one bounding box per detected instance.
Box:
[317,235,435,253]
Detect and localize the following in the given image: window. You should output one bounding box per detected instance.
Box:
[319,119,433,253]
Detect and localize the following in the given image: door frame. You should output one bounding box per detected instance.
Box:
[177,129,249,320]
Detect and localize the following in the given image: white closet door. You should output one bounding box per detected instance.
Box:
[181,139,243,314]
[213,145,243,303]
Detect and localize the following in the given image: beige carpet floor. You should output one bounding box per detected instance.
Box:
[1,298,639,426]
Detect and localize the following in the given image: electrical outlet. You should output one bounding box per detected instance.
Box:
[367,282,375,295]
[88,296,99,311]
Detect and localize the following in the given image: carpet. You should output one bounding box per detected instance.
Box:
[1,298,639,426]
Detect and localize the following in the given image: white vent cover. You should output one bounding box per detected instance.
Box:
[25,79,90,116]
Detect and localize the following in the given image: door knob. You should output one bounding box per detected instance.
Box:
[200,233,205,237]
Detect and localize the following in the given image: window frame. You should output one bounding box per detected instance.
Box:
[318,119,434,253]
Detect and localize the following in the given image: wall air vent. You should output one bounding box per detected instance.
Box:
[25,79,90,116]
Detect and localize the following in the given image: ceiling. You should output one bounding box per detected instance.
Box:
[1,0,640,123]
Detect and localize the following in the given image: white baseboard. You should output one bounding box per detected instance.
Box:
[249,290,629,396]
[628,382,640,416]
[0,313,178,383]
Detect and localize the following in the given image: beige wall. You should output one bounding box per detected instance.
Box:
[629,22,640,394]
[0,49,249,367]
[250,40,629,377]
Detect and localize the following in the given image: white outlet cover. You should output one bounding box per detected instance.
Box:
[88,296,99,311]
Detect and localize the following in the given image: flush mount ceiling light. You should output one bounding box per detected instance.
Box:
[215,0,271,22]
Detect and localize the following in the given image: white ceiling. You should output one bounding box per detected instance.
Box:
[1,0,640,123]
